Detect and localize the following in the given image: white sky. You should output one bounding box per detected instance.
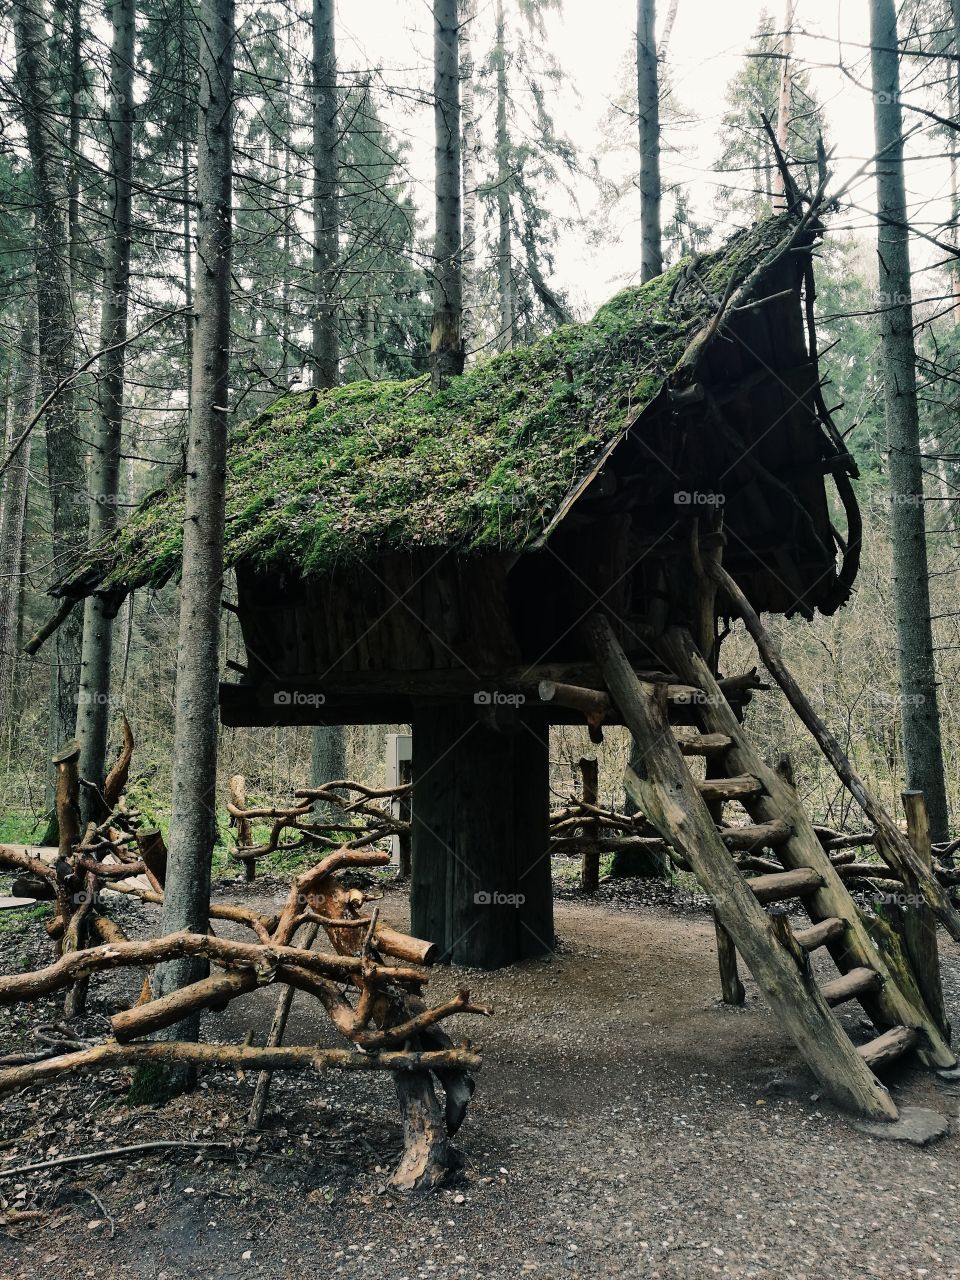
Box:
[337,0,953,316]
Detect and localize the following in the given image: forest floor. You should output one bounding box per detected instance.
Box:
[1,871,960,1280]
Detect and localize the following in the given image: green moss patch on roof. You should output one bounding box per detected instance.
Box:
[62,213,801,596]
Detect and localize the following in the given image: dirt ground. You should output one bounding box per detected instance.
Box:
[2,875,960,1280]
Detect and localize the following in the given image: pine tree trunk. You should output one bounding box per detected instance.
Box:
[430,0,463,388]
[76,0,136,822]
[149,0,234,1074]
[309,0,344,780]
[869,0,950,841]
[458,0,477,360]
[311,0,339,389]
[494,0,515,350]
[0,295,38,740]
[636,0,662,283]
[659,0,680,59]
[12,0,87,811]
[772,0,796,211]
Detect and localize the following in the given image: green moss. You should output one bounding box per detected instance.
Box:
[60,214,797,595]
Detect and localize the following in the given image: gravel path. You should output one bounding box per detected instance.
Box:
[2,879,959,1279]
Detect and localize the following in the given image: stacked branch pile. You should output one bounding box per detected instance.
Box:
[0,732,487,1192]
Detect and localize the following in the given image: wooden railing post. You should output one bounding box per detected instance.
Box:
[901,790,950,1040]
[579,757,600,894]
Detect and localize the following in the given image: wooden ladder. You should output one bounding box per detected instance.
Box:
[587,615,957,1122]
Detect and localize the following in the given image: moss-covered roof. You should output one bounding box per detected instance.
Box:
[59,212,807,597]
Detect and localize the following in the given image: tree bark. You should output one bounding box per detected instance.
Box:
[311,0,339,388]
[309,0,345,782]
[494,0,515,350]
[76,0,136,824]
[869,0,949,841]
[430,0,464,388]
[12,0,86,814]
[458,0,477,360]
[149,0,234,1073]
[659,0,680,59]
[772,0,796,211]
[0,295,37,739]
[636,0,662,282]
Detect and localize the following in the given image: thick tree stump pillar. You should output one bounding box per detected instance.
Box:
[411,706,553,968]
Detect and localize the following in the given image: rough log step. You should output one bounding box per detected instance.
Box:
[858,1026,920,1072]
[793,917,846,952]
[747,867,823,904]
[820,967,883,1007]
[676,732,734,757]
[697,774,763,802]
[719,819,791,851]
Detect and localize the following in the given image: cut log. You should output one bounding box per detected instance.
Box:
[746,868,823,904]
[793,917,846,952]
[820,967,882,1007]
[697,775,762,802]
[676,732,733,757]
[858,1026,920,1071]
[719,819,791,851]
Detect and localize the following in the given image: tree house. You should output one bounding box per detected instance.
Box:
[56,211,862,971]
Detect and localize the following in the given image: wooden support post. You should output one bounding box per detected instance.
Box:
[901,791,950,1040]
[579,757,600,894]
[411,706,553,968]
[714,911,745,1005]
[397,756,412,880]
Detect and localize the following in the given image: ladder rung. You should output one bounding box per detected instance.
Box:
[821,967,882,1007]
[793,916,846,951]
[858,1025,920,1071]
[748,867,823,904]
[719,819,791,851]
[676,732,733,757]
[697,774,763,802]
